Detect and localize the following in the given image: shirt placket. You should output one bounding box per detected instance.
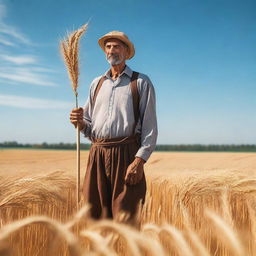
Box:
[107,78,120,137]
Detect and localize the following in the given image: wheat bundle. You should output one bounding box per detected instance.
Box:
[60,23,88,206]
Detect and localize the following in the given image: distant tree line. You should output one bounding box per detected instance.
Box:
[155,144,256,152]
[1,141,256,152]
[0,141,90,150]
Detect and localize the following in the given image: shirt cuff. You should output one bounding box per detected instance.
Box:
[135,147,152,162]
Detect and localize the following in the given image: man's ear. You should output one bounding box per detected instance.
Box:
[125,47,130,59]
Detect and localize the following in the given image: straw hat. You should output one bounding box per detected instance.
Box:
[98,31,135,59]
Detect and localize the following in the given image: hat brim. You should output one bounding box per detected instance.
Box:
[98,35,135,60]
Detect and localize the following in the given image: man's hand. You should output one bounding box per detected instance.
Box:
[70,107,85,131]
[125,157,145,185]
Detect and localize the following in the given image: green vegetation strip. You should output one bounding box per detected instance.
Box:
[1,142,256,152]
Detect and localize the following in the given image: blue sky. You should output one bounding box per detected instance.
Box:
[0,0,255,144]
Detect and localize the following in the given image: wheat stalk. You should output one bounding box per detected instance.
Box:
[60,23,88,207]
[0,216,82,256]
[206,209,246,256]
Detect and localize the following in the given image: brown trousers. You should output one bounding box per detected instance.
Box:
[82,135,146,220]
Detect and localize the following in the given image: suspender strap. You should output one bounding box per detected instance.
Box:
[92,76,106,106]
[130,71,140,133]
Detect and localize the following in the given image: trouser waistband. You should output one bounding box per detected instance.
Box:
[91,134,140,147]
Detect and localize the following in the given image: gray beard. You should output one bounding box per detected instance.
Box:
[106,54,123,66]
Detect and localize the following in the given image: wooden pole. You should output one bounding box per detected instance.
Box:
[76,126,80,204]
[75,94,80,207]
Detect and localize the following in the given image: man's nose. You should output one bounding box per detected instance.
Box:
[109,46,115,53]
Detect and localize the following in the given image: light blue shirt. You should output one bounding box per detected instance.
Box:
[82,65,158,161]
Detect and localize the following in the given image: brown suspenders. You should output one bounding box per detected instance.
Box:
[92,76,106,107]
[130,72,140,133]
[92,72,140,134]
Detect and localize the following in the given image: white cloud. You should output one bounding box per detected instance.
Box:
[0,67,57,86]
[0,2,31,46]
[0,3,59,87]
[0,35,15,46]
[0,54,37,64]
[29,67,58,73]
[0,2,6,20]
[0,23,31,45]
[0,94,73,109]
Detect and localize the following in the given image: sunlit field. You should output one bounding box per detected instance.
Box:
[0,149,256,256]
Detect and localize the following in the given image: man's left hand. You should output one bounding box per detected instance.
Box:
[125,157,145,185]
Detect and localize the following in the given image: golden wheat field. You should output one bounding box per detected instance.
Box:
[0,149,256,256]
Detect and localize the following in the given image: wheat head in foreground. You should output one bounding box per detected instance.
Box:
[0,204,255,256]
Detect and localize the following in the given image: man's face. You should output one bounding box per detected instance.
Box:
[104,39,129,66]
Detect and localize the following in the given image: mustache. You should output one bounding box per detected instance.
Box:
[107,53,119,59]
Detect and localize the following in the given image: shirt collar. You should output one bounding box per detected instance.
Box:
[104,65,133,79]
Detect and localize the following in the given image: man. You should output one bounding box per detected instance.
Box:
[70,31,157,221]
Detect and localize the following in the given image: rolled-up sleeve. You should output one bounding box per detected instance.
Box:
[135,76,158,162]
